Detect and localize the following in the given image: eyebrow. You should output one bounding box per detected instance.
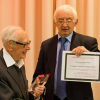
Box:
[58,17,72,20]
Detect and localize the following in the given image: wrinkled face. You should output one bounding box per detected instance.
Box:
[55,10,78,37]
[10,29,30,61]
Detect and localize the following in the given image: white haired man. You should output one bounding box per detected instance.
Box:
[33,5,99,100]
[0,26,45,100]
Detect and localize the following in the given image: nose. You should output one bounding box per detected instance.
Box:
[25,44,30,50]
[62,21,68,27]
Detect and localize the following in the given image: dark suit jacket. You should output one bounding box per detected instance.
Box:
[33,31,99,100]
[0,49,34,100]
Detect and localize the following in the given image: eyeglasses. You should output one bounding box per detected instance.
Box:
[57,18,74,24]
[11,40,31,48]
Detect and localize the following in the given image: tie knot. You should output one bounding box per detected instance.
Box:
[61,38,67,45]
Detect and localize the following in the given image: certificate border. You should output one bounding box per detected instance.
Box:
[64,53,100,82]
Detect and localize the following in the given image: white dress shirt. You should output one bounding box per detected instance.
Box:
[3,48,24,68]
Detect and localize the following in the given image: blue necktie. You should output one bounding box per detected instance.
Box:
[56,38,67,100]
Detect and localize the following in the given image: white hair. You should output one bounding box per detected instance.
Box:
[54,5,78,23]
[1,25,23,47]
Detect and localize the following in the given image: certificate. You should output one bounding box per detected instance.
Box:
[61,51,100,82]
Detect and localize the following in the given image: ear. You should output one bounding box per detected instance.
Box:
[74,19,78,27]
[5,40,13,51]
[53,19,57,27]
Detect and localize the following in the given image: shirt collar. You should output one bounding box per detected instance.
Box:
[3,48,24,68]
[58,31,73,43]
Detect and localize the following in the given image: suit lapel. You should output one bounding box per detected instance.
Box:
[7,65,27,100]
[21,65,28,90]
[70,31,81,50]
[47,35,58,75]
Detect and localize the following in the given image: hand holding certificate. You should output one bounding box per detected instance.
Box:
[61,51,100,82]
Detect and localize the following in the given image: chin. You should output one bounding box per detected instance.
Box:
[23,56,26,59]
[21,56,26,59]
[62,34,69,37]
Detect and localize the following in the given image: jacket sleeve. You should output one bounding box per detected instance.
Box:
[89,38,99,52]
[0,81,23,100]
[0,69,24,100]
[29,92,35,100]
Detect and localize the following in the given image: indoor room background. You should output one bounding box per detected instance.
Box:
[0,0,100,100]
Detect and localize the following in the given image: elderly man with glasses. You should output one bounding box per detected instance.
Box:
[0,25,45,100]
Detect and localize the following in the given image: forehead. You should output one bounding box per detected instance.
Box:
[15,29,26,34]
[56,10,74,19]
[15,29,29,42]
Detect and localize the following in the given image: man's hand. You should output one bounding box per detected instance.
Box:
[72,46,89,56]
[33,85,45,97]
